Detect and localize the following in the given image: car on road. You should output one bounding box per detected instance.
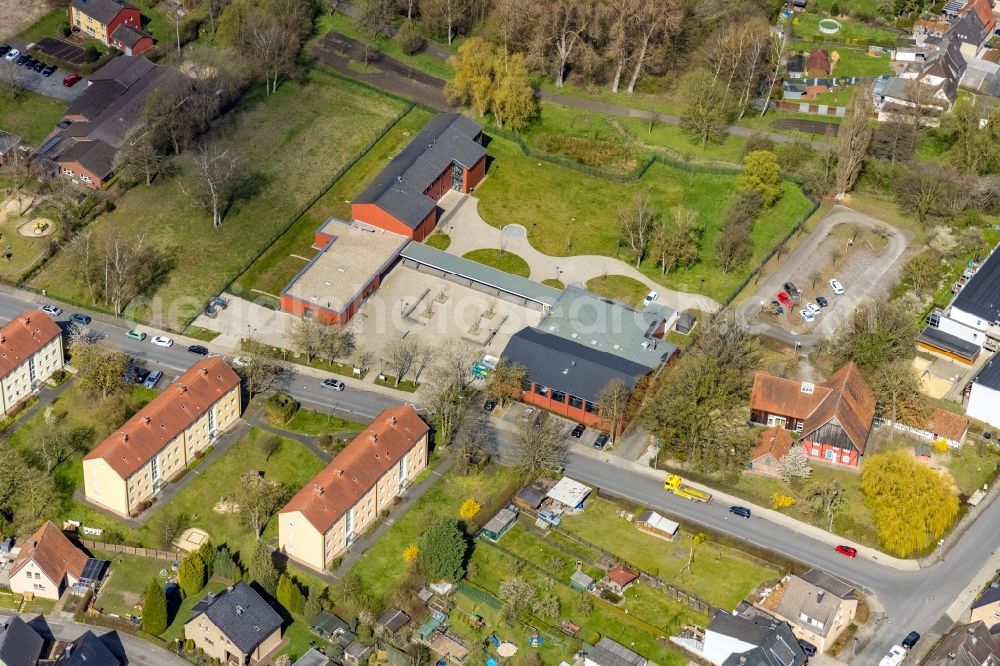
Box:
[777,292,793,309]
[125,329,146,341]
[806,302,821,316]
[40,305,62,317]
[4,49,18,62]
[42,64,56,77]
[537,509,561,526]
[570,423,586,438]
[69,313,91,326]
[150,335,174,348]
[835,545,858,558]
[770,300,783,315]
[321,378,345,391]
[729,505,751,518]
[830,278,845,295]
[644,291,658,306]
[594,433,610,450]
[143,370,163,389]
[63,73,81,87]
[483,399,496,412]
[799,309,814,322]
[816,296,828,308]
[187,344,208,356]
[879,645,906,666]
[521,407,535,422]
[797,640,817,657]
[901,631,920,650]
[783,281,800,295]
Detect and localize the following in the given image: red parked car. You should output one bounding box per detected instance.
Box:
[63,73,82,87]
[777,291,794,309]
[835,545,858,558]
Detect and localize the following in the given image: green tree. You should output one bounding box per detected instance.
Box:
[178,551,207,597]
[142,579,168,635]
[737,150,782,206]
[492,50,536,131]
[871,359,930,425]
[248,540,279,595]
[419,519,468,582]
[214,545,237,581]
[487,359,527,406]
[900,250,942,297]
[304,589,324,620]
[831,300,917,371]
[807,480,845,531]
[277,573,305,615]
[680,68,732,146]
[198,540,216,579]
[861,450,959,557]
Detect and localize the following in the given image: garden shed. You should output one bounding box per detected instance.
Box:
[636,511,679,541]
[377,608,411,633]
[570,570,595,592]
[311,610,351,641]
[481,507,518,542]
[515,478,556,510]
[674,312,696,335]
[546,477,592,512]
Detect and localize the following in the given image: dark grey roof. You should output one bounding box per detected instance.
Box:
[516,478,554,509]
[977,356,1000,390]
[587,637,647,666]
[354,113,485,229]
[798,568,855,599]
[951,9,988,46]
[70,0,136,26]
[953,246,1000,323]
[0,616,44,666]
[311,610,350,637]
[88,55,156,87]
[376,608,410,632]
[708,612,807,666]
[56,140,118,180]
[972,584,1000,610]
[924,621,1000,666]
[294,648,337,666]
[195,582,283,655]
[501,327,650,404]
[66,81,128,121]
[919,326,980,360]
[56,631,121,665]
[110,23,151,48]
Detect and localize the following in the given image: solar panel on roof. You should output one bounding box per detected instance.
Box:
[943,0,964,12]
[79,558,107,582]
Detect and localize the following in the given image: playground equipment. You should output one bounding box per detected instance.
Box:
[468,613,485,628]
[528,631,544,648]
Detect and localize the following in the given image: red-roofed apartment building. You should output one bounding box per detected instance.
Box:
[0,310,64,416]
[82,357,242,517]
[279,405,429,572]
[749,363,875,468]
[9,521,88,600]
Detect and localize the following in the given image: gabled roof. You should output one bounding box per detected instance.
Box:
[798,568,856,599]
[753,428,793,462]
[923,621,1000,666]
[56,630,120,665]
[0,310,61,379]
[84,357,241,479]
[110,23,152,48]
[959,0,996,37]
[801,363,876,453]
[953,244,1000,323]
[191,582,283,655]
[924,407,969,443]
[11,521,88,585]
[707,612,807,666]
[69,0,136,25]
[587,637,647,666]
[972,584,1000,610]
[354,113,485,229]
[376,608,410,632]
[806,49,830,73]
[56,139,118,180]
[605,565,638,588]
[280,405,428,533]
[950,8,988,46]
[750,374,830,421]
[772,575,846,638]
[0,616,44,666]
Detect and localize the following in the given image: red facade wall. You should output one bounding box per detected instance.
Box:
[351,203,438,242]
[118,35,153,55]
[463,156,486,193]
[520,383,608,429]
[803,439,859,467]
[104,8,142,44]
[58,160,105,189]
[423,166,452,203]
[411,209,437,242]
[280,264,387,326]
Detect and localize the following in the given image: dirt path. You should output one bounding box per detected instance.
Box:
[0,0,52,41]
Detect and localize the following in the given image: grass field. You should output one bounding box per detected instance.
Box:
[585,275,650,309]
[425,232,451,250]
[476,135,814,302]
[791,13,899,42]
[94,551,173,618]
[946,445,1000,496]
[32,70,408,329]
[18,8,66,42]
[281,406,365,435]
[788,41,894,77]
[462,249,531,277]
[233,107,434,299]
[0,91,67,146]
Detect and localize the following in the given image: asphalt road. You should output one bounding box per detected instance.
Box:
[3,290,998,663]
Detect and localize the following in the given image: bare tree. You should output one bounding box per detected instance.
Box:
[188,144,242,228]
[511,418,567,476]
[67,230,168,316]
[412,341,439,383]
[238,350,284,396]
[288,317,326,363]
[385,338,417,386]
[808,480,844,531]
[596,379,630,445]
[530,0,593,88]
[424,342,480,445]
[0,61,29,101]
[618,193,655,268]
[357,0,396,63]
[759,30,788,118]
[420,0,472,45]
[232,475,287,540]
[115,127,166,187]
[834,84,873,199]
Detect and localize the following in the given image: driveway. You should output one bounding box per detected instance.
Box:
[738,206,906,350]
[2,38,88,103]
[439,191,721,314]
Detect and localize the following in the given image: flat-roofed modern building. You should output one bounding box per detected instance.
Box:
[0,310,64,416]
[82,357,241,517]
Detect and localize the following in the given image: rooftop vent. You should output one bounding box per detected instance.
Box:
[324,281,333,287]
[142,416,151,425]
[236,605,243,615]
[562,368,569,375]
[387,415,397,425]
[801,382,815,394]
[313,484,324,496]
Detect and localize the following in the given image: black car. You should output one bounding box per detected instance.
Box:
[770,300,784,315]
[570,423,586,438]
[797,639,817,657]
[133,368,150,384]
[902,631,920,650]
[594,433,610,450]
[32,60,45,72]
[483,399,496,412]
[15,54,29,65]
[816,296,828,308]
[187,344,209,356]
[0,45,10,57]
[22,57,37,68]
[729,505,751,518]
[42,64,56,77]
[783,281,799,295]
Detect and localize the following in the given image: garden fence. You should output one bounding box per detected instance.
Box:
[79,539,182,562]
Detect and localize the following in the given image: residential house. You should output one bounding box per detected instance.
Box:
[749,363,876,468]
[54,631,121,665]
[278,405,429,572]
[585,637,648,666]
[82,357,242,517]
[952,0,995,58]
[68,0,152,54]
[923,621,1000,665]
[761,569,858,653]
[9,522,88,601]
[344,642,372,665]
[672,610,807,666]
[603,565,638,595]
[806,49,831,76]
[879,39,966,123]
[0,310,63,417]
[502,286,677,427]
[750,428,794,477]
[310,610,351,642]
[351,113,486,241]
[971,583,1000,630]
[0,616,45,666]
[184,582,284,664]
[786,54,806,78]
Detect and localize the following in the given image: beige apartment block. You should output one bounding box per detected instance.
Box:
[83,357,241,517]
[279,404,429,572]
[0,311,63,416]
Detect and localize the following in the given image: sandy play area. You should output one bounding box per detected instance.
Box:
[173,527,211,552]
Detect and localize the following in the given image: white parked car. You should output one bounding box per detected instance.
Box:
[40,304,62,317]
[4,49,19,62]
[829,278,845,295]
[806,302,821,315]
[800,309,815,322]
[644,291,658,306]
[151,335,174,348]
[879,645,907,666]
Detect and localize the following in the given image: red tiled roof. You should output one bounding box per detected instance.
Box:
[280,405,428,533]
[962,0,996,34]
[0,311,61,379]
[83,357,240,478]
[753,427,793,462]
[806,49,830,73]
[606,564,638,587]
[750,374,830,420]
[11,521,87,584]
[801,363,876,453]
[927,408,969,443]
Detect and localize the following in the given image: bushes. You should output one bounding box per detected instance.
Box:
[397,20,425,55]
[263,392,299,425]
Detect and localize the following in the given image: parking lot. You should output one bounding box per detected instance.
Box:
[1,38,88,103]
[492,400,607,450]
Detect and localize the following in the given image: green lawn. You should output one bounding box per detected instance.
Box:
[946,445,1000,496]
[0,92,67,146]
[585,275,650,309]
[810,88,858,107]
[462,249,531,278]
[33,69,408,330]
[476,135,813,303]
[787,42,894,77]
[281,407,365,435]
[350,465,523,604]
[620,117,747,165]
[94,551,173,618]
[791,13,899,42]
[232,106,434,299]
[542,279,565,289]
[18,8,67,42]
[425,232,451,250]
[559,497,779,609]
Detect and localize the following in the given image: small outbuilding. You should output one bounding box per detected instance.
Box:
[546,477,592,512]
[636,511,679,541]
[515,478,555,511]
[294,647,337,666]
[603,565,639,594]
[344,641,372,665]
[674,312,697,335]
[480,507,518,542]
[377,608,411,634]
[311,610,351,641]
[570,570,595,592]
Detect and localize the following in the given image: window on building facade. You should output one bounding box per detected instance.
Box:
[550,390,566,403]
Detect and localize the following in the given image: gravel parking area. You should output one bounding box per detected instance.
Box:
[0,0,51,41]
[1,39,88,102]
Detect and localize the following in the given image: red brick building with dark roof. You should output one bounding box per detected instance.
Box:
[278,405,429,571]
[69,0,153,54]
[750,363,875,467]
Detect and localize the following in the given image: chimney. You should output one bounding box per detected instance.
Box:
[202,367,209,375]
[178,384,188,393]
[313,484,324,495]
[142,416,151,425]
[369,432,378,443]
[20,316,29,326]
[236,605,243,615]
[120,433,128,442]
[387,415,397,426]
[817,591,825,604]
[335,469,344,476]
